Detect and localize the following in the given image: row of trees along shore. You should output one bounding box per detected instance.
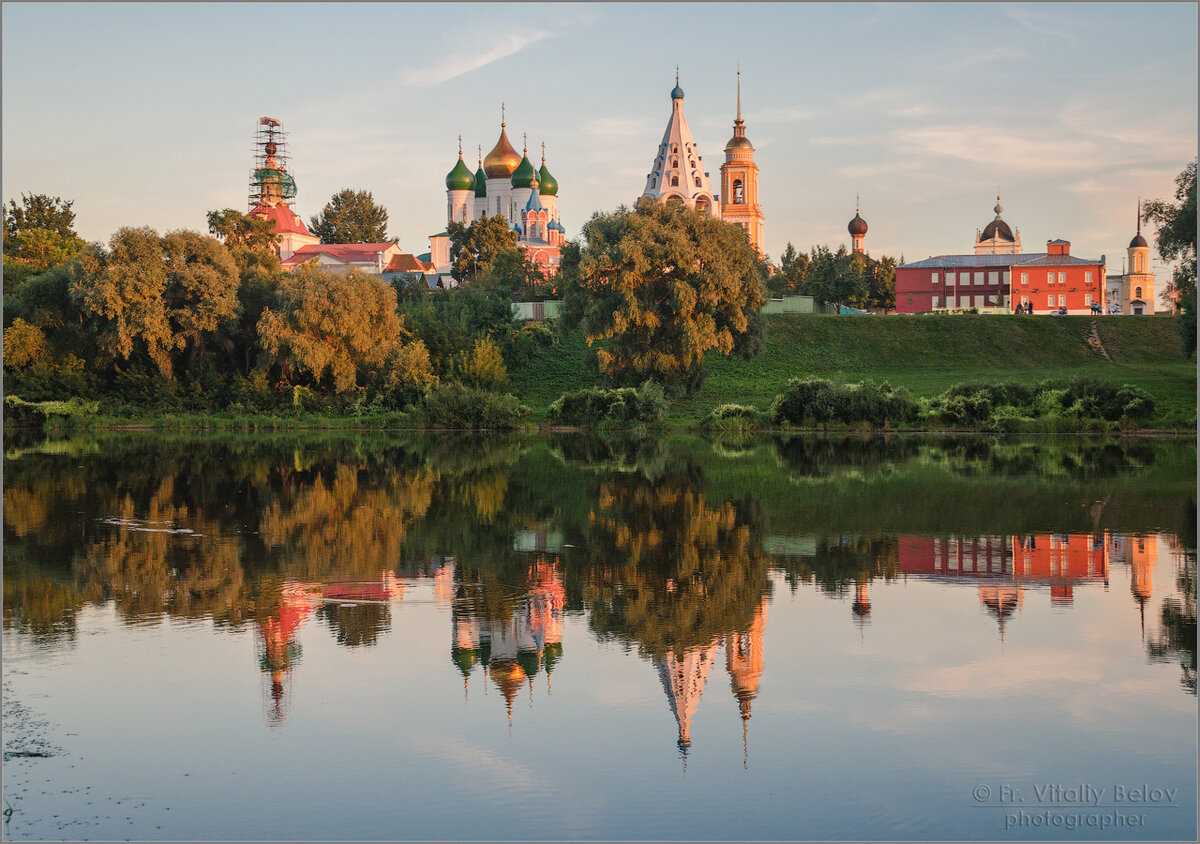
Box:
[3,162,1195,419]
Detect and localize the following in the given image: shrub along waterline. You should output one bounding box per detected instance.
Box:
[547,380,669,428]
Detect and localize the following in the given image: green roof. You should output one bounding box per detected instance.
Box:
[511,154,537,189]
[446,157,475,192]
[538,163,558,196]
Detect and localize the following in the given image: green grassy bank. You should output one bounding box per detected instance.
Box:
[508,313,1196,429]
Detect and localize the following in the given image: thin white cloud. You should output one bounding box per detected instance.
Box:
[892,124,1101,175]
[398,30,553,87]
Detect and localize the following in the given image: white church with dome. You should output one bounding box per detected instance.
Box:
[429,109,566,279]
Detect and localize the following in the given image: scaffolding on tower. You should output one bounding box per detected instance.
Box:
[249,116,298,211]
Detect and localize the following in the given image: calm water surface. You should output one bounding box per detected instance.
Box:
[3,432,1196,841]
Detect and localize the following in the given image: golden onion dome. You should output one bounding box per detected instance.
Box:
[483,124,522,178]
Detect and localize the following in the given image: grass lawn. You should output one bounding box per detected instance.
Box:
[509,313,1197,429]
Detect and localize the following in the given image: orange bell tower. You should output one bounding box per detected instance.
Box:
[720,70,765,255]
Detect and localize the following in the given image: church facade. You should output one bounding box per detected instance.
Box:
[641,72,765,255]
[430,113,567,279]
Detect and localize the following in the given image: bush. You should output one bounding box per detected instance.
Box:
[770,378,916,427]
[421,383,529,429]
[704,403,764,434]
[547,380,667,427]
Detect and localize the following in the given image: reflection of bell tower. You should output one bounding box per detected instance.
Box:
[656,643,719,755]
[1129,534,1157,637]
[256,584,316,726]
[851,580,871,623]
[979,584,1024,643]
[727,599,767,767]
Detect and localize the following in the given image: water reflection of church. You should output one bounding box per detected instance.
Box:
[842,531,1158,640]
[253,530,1164,747]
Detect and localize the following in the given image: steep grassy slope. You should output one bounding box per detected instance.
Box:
[508,314,1195,427]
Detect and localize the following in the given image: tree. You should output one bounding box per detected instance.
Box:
[68,227,238,379]
[309,189,392,244]
[563,198,766,392]
[802,245,869,312]
[1143,160,1196,357]
[866,255,898,312]
[70,227,176,377]
[206,208,280,254]
[257,265,404,395]
[482,247,545,300]
[448,215,519,283]
[770,241,810,297]
[161,229,240,368]
[3,194,87,291]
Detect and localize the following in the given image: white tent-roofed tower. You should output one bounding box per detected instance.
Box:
[642,70,721,217]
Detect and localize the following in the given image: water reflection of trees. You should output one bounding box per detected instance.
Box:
[775,535,899,596]
[565,452,772,661]
[1149,534,1197,695]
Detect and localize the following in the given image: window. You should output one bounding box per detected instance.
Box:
[946,272,956,286]
[974,295,984,308]
[1058,294,1066,307]
[932,296,940,308]
[672,158,678,168]
[1058,272,1066,285]
[974,271,984,285]
[1021,272,1028,285]
[988,271,999,285]
[1085,271,1093,284]
[694,176,701,188]
[1084,294,1092,306]
[650,177,656,188]
[671,175,679,187]
[733,179,744,204]
[1135,254,1143,272]
[1047,295,1055,307]
[1021,295,1029,306]
[931,272,939,285]
[1047,272,1054,285]
[1135,286,1142,299]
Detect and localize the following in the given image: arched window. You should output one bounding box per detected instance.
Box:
[1135,286,1143,299]
[651,177,657,188]
[672,158,678,168]
[733,179,744,204]
[695,196,710,213]
[1135,255,1143,272]
[694,176,701,188]
[671,175,679,187]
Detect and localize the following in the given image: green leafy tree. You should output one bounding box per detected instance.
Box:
[309,189,392,244]
[68,227,239,380]
[3,193,85,268]
[453,336,507,391]
[2,318,48,370]
[563,198,766,392]
[803,245,869,312]
[206,208,280,253]
[161,230,240,369]
[770,241,810,297]
[448,215,519,283]
[867,255,898,312]
[257,265,403,395]
[1143,160,1197,357]
[482,247,545,300]
[70,227,176,377]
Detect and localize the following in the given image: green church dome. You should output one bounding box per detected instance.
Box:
[511,154,537,189]
[538,162,558,196]
[474,165,488,197]
[445,156,475,192]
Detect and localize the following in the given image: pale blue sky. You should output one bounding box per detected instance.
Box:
[3,3,1196,271]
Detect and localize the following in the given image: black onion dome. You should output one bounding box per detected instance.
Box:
[980,218,1015,242]
[1129,232,1148,248]
[848,211,868,236]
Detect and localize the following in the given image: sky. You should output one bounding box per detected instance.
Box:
[2,2,1196,275]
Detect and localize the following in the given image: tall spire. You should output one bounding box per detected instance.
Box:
[736,66,742,124]
[1137,196,1142,235]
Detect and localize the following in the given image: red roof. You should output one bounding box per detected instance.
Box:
[249,203,312,236]
[281,242,399,268]
[385,253,426,273]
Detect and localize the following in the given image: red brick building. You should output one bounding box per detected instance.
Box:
[895,240,1105,314]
